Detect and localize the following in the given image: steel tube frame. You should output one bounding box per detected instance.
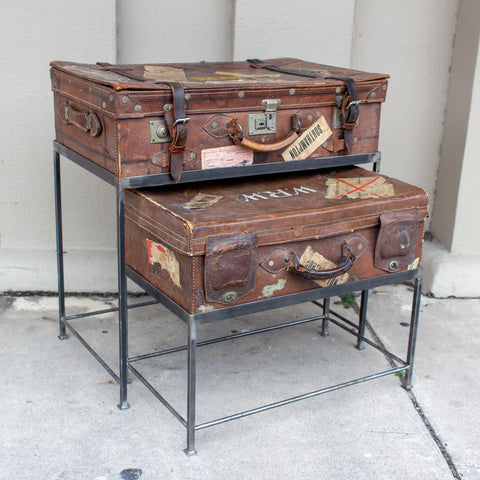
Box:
[53,142,423,454]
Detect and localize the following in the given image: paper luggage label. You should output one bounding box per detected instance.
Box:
[325,176,395,199]
[201,145,254,169]
[146,239,181,288]
[299,246,349,287]
[182,193,223,210]
[282,116,333,162]
[143,65,188,82]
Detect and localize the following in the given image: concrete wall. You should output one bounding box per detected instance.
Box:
[1,0,477,296]
[0,1,117,292]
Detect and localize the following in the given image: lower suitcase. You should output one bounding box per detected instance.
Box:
[124,166,428,314]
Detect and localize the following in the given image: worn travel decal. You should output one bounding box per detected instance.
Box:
[261,279,287,298]
[239,185,317,202]
[408,257,420,270]
[146,239,181,288]
[186,71,285,84]
[282,116,333,162]
[182,193,223,210]
[325,176,394,199]
[201,145,254,169]
[299,246,349,287]
[143,65,188,82]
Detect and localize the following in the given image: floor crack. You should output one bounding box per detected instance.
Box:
[352,300,462,480]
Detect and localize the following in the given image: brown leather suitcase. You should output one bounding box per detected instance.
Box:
[124,166,428,314]
[50,59,388,181]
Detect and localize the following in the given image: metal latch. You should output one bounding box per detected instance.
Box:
[149,119,171,143]
[248,99,281,136]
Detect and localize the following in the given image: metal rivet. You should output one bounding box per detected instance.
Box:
[185,93,191,100]
[238,91,244,98]
[102,101,107,109]
[223,292,237,303]
[289,88,295,95]
[189,152,197,160]
[268,260,275,267]
[211,121,218,129]
[353,137,358,143]
[388,260,399,271]
[134,105,142,112]
[307,115,313,122]
[358,243,363,250]
[121,96,129,104]
[335,86,342,94]
[370,91,376,98]
[382,84,387,91]
[163,103,173,111]
[109,94,114,102]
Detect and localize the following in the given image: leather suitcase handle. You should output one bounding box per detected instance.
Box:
[288,242,356,280]
[62,102,102,137]
[229,115,300,152]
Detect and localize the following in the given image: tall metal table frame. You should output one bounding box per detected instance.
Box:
[54,141,422,455]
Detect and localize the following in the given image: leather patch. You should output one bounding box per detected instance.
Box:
[205,233,257,304]
[202,115,233,139]
[374,210,420,272]
[295,110,319,131]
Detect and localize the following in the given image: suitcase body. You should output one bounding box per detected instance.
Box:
[50,59,388,180]
[124,166,428,314]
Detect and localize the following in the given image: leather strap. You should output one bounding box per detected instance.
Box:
[97,63,189,182]
[327,75,360,153]
[163,82,189,182]
[247,58,319,78]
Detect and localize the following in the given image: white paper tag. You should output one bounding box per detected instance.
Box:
[282,116,332,161]
[201,145,254,169]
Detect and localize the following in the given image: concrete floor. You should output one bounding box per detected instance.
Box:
[1,285,479,480]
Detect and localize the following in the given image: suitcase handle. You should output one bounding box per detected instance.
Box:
[62,102,102,137]
[288,241,356,280]
[229,115,301,152]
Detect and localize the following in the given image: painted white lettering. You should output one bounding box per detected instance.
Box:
[292,186,317,195]
[241,192,269,202]
[263,189,293,198]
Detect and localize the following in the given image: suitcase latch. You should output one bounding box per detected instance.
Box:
[149,119,172,143]
[248,99,281,135]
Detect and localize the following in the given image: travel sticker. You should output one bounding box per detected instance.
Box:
[325,176,394,199]
[146,239,180,288]
[201,145,254,169]
[143,65,188,82]
[182,193,223,210]
[282,116,332,162]
[299,246,349,288]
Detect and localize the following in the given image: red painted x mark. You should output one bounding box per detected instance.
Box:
[334,176,380,199]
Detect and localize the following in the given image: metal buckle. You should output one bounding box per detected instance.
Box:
[173,117,191,127]
[346,100,361,110]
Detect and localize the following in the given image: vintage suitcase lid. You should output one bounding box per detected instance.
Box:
[50,58,388,91]
[125,166,428,256]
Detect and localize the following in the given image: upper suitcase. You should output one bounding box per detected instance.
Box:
[50,58,389,180]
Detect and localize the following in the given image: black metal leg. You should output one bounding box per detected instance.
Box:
[117,186,129,410]
[404,276,422,390]
[185,317,197,456]
[321,297,330,336]
[54,149,67,340]
[356,290,368,350]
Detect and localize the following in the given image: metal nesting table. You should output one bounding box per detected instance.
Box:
[53,141,421,455]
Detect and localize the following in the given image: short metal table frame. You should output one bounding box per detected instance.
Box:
[53,141,421,455]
